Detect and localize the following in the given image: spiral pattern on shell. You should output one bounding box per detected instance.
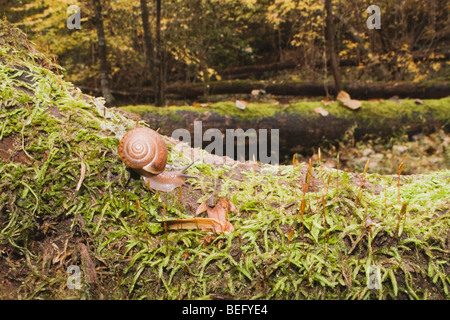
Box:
[118,127,167,174]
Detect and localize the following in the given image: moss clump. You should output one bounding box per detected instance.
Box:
[121,101,284,122]
[0,20,449,300]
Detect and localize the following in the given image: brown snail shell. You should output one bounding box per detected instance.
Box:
[119,127,192,192]
[119,127,167,176]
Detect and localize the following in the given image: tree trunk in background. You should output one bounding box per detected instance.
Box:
[93,0,114,106]
[154,0,166,106]
[140,0,155,87]
[79,81,450,102]
[324,0,342,94]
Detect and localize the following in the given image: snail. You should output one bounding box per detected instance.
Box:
[119,127,194,192]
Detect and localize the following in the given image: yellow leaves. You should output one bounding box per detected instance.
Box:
[431,62,441,72]
[198,68,221,81]
[267,0,321,27]
[406,60,419,74]
[413,74,427,83]
[239,0,257,9]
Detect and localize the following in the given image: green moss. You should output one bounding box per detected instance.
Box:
[121,101,283,122]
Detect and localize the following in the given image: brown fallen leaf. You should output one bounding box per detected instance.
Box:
[195,200,209,216]
[337,90,361,110]
[344,99,362,110]
[163,217,232,233]
[336,90,351,102]
[199,235,216,247]
[78,243,97,285]
[195,198,235,232]
[235,100,248,110]
[314,107,329,116]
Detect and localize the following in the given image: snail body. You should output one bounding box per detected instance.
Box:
[119,127,192,192]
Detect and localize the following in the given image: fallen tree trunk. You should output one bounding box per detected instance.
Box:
[167,81,450,100]
[221,53,450,80]
[79,81,450,103]
[120,98,450,158]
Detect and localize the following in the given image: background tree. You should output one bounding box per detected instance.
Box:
[93,0,114,106]
[140,0,155,88]
[2,0,448,104]
[324,0,342,93]
[154,0,165,106]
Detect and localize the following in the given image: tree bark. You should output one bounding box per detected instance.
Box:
[324,0,342,93]
[79,81,450,102]
[219,51,450,80]
[93,0,114,106]
[165,81,450,100]
[140,0,155,87]
[154,0,166,106]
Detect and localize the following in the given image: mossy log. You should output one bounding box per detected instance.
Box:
[79,81,450,104]
[121,98,450,157]
[1,21,449,300]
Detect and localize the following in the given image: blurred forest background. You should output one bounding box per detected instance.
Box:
[1,0,449,106]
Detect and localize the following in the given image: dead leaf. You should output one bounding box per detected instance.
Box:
[251,89,265,96]
[388,96,401,103]
[78,243,97,284]
[199,235,216,247]
[194,198,235,232]
[321,97,331,105]
[314,107,329,116]
[337,90,361,110]
[164,217,232,233]
[344,99,362,110]
[235,100,248,110]
[195,201,209,216]
[414,99,424,105]
[336,90,351,103]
